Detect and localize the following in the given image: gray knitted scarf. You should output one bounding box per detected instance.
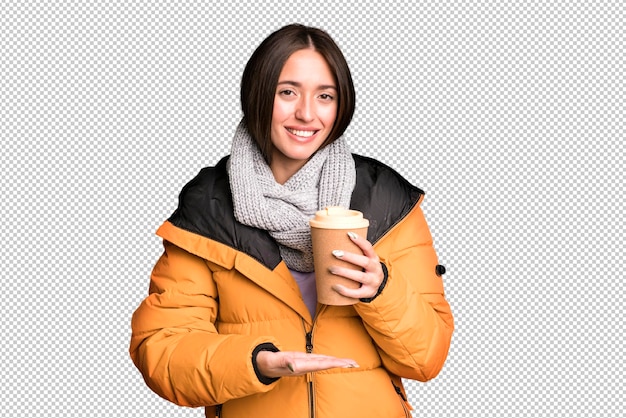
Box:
[227,121,356,272]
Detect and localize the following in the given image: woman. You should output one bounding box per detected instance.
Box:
[130,24,454,418]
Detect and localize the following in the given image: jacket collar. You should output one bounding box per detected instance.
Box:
[167,154,423,271]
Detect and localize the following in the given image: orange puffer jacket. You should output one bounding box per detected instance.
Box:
[130,155,454,418]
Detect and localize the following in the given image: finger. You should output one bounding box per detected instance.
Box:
[328,265,367,284]
[284,352,356,369]
[332,283,374,299]
[329,261,383,287]
[331,249,369,270]
[286,352,344,361]
[347,231,378,259]
[295,356,359,373]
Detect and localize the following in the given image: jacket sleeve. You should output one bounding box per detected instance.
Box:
[129,240,280,407]
[354,202,454,382]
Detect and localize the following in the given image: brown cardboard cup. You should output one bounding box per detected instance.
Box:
[310,207,370,305]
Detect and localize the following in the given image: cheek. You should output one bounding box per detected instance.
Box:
[321,106,338,127]
[272,100,291,124]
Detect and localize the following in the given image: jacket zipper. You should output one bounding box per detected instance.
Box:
[305,329,315,418]
[392,382,411,418]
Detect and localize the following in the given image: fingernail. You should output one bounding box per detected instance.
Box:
[332,250,344,258]
[347,232,358,240]
[344,363,360,368]
[287,363,295,373]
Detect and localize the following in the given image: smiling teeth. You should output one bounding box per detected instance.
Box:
[288,128,316,138]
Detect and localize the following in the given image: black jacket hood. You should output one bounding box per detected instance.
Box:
[168,154,423,270]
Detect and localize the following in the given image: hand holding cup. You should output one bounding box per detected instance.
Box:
[309,207,370,305]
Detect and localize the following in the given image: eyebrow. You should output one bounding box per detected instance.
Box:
[277,80,337,90]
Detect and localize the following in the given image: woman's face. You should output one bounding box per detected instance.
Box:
[269,48,338,183]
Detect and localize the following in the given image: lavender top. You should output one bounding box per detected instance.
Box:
[290,269,318,319]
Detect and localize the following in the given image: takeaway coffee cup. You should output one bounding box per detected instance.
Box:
[309,207,370,305]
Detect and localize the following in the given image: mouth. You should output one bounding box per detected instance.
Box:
[286,128,319,138]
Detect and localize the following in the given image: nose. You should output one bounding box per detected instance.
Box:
[295,97,314,122]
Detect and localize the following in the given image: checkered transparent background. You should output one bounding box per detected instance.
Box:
[1,1,623,417]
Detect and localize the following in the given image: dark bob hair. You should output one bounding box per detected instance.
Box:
[240,24,356,162]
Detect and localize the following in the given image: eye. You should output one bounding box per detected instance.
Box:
[319,93,335,101]
[279,89,296,97]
